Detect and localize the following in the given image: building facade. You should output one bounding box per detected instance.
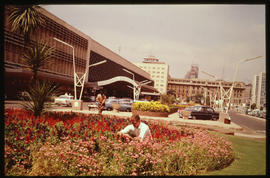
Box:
[184,64,199,79]
[242,83,252,107]
[4,6,157,100]
[168,77,246,107]
[251,72,266,108]
[134,56,169,94]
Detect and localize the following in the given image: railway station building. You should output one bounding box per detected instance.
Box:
[4,6,158,100]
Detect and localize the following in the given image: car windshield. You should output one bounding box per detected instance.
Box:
[119,99,132,103]
[193,106,202,111]
[185,106,195,111]
[185,106,201,111]
[59,95,73,99]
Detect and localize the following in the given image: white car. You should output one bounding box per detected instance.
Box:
[54,94,74,106]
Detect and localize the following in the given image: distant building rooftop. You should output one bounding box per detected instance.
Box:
[143,55,165,64]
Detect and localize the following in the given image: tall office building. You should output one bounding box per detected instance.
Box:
[251,72,266,108]
[185,64,199,79]
[134,56,169,94]
[242,83,252,107]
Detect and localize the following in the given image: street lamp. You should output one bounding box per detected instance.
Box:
[78,60,107,100]
[201,70,228,112]
[227,56,262,113]
[53,37,77,99]
[54,37,107,102]
[123,68,136,100]
[88,60,107,68]
[123,68,135,81]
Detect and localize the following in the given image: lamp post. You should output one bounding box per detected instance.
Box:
[53,37,77,99]
[123,68,134,81]
[54,37,107,106]
[79,60,107,100]
[226,56,262,113]
[123,68,135,100]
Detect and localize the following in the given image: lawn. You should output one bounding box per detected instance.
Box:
[204,133,266,175]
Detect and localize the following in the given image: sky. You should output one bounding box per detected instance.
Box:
[42,4,265,84]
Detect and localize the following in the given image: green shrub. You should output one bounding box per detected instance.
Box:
[132,101,170,113]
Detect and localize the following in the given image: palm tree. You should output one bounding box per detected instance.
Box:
[21,39,54,81]
[8,5,45,46]
[20,80,60,117]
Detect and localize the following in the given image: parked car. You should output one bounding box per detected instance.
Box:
[118,98,133,112]
[54,94,74,106]
[179,105,219,120]
[104,97,133,112]
[104,97,119,111]
[250,109,260,117]
[247,108,252,115]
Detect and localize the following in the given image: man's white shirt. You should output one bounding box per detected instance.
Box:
[119,122,152,141]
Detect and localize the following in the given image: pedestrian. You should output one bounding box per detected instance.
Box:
[96,90,106,115]
[117,114,153,142]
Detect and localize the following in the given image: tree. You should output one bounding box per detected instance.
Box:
[251,103,257,110]
[20,80,60,117]
[21,39,54,81]
[8,5,45,46]
[160,94,176,105]
[8,5,59,118]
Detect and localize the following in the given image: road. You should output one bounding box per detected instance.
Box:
[229,110,266,135]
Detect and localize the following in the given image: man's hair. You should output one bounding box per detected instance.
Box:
[131,114,140,122]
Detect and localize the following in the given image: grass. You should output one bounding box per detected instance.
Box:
[203,133,266,175]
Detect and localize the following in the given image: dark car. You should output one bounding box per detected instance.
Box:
[179,105,219,121]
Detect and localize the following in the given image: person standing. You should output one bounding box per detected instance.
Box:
[96,90,106,115]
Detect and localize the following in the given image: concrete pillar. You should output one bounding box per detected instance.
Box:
[72,100,83,110]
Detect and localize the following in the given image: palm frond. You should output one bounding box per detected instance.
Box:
[8,5,45,44]
[20,80,60,117]
[21,39,55,80]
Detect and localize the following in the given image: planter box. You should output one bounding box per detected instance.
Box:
[112,103,121,112]
[132,110,169,117]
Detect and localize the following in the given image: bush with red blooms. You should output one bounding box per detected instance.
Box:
[5,108,234,176]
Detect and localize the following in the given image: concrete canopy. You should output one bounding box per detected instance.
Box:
[85,41,159,98]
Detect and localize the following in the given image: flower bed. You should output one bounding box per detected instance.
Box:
[5,108,235,176]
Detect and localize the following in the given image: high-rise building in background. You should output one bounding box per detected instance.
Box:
[134,56,169,94]
[251,72,266,108]
[242,83,252,107]
[185,64,199,79]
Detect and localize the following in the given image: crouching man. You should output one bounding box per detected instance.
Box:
[117,114,153,142]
